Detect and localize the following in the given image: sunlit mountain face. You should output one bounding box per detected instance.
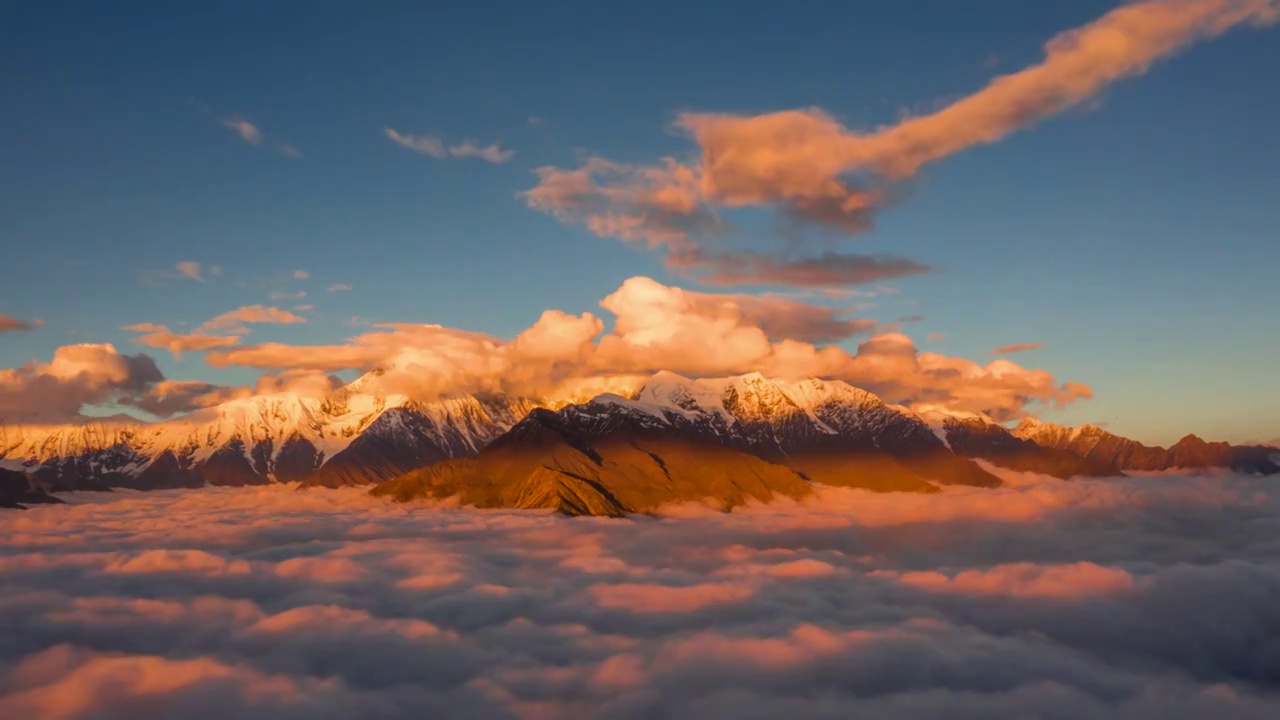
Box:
[3,0,1279,717]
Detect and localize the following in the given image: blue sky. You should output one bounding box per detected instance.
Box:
[2,0,1277,445]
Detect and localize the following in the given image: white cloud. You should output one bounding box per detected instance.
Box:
[326,283,353,293]
[385,128,514,163]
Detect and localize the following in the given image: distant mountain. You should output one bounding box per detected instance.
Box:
[1013,418,1280,475]
[373,373,1003,514]
[0,382,544,493]
[0,467,63,510]
[939,415,1122,478]
[4,369,1273,512]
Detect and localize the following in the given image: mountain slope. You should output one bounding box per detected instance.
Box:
[0,467,63,510]
[372,406,813,516]
[374,373,1007,514]
[940,416,1122,479]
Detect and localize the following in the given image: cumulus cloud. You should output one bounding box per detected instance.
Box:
[0,344,164,422]
[2,471,1279,718]
[176,261,204,282]
[990,342,1043,355]
[524,0,1278,287]
[122,380,250,418]
[385,128,515,163]
[204,275,1087,419]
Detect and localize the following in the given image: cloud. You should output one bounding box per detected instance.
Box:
[292,270,309,280]
[221,118,263,145]
[205,275,1088,419]
[447,140,516,164]
[122,323,240,360]
[199,306,307,334]
[0,315,35,333]
[0,344,164,422]
[676,249,932,288]
[384,128,446,157]
[990,342,1044,355]
[3,471,1280,718]
[293,304,315,312]
[524,0,1278,287]
[873,562,1138,599]
[121,381,250,418]
[176,261,204,282]
[268,291,307,302]
[385,128,516,164]
[326,284,353,292]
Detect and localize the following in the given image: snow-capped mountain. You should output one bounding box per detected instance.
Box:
[481,372,1002,492]
[0,385,541,492]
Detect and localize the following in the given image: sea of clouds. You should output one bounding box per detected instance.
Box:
[2,468,1280,719]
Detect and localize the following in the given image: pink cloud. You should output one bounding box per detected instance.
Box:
[875,561,1138,598]
[121,323,240,359]
[199,305,307,333]
[990,342,1044,355]
[587,582,756,613]
[0,315,35,333]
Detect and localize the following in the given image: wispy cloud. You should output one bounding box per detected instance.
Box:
[384,128,515,163]
[0,315,38,333]
[199,305,307,333]
[220,116,299,158]
[292,270,309,280]
[221,118,263,145]
[121,323,240,360]
[990,342,1043,355]
[175,261,204,282]
[326,283,353,292]
[268,290,306,302]
[447,140,516,164]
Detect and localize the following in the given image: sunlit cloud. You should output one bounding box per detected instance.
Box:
[524,0,1279,287]
[292,269,309,280]
[220,118,263,145]
[990,342,1043,355]
[203,275,1088,420]
[175,261,204,282]
[121,323,240,360]
[0,315,36,333]
[199,305,307,334]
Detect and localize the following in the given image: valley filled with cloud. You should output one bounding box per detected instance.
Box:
[4,468,1279,719]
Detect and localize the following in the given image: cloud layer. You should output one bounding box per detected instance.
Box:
[2,469,1279,718]
[201,275,1088,420]
[524,0,1278,287]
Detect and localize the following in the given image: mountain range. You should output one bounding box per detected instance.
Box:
[2,370,1276,512]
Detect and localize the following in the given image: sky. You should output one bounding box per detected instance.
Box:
[1,0,1278,445]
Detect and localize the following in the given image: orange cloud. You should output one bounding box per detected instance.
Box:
[123,380,250,418]
[199,305,307,333]
[524,0,1277,287]
[990,343,1043,355]
[0,315,35,333]
[0,343,164,421]
[122,323,240,359]
[204,276,1088,419]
